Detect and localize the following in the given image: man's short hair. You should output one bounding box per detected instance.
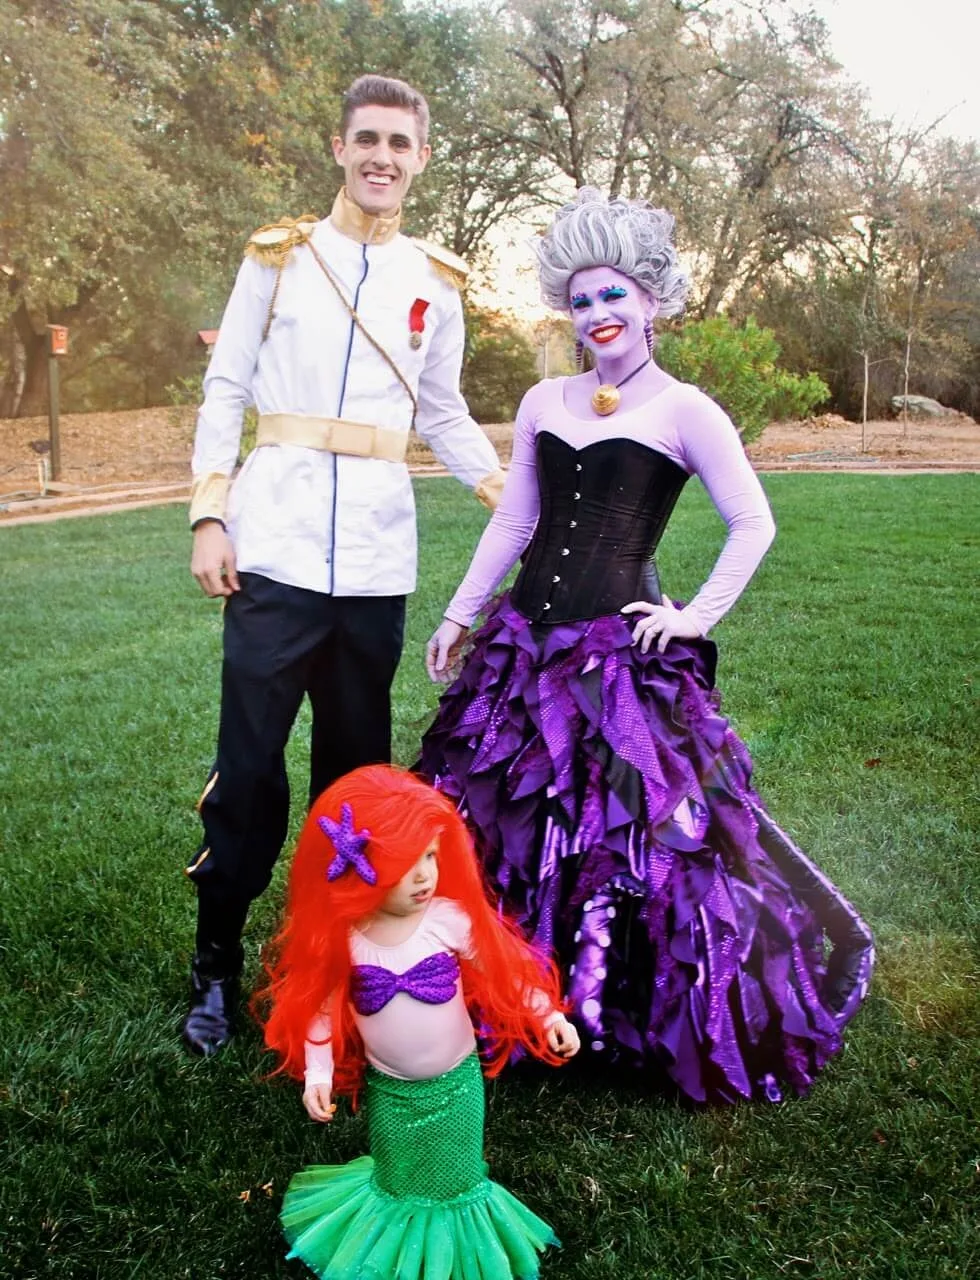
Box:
[339,75,430,148]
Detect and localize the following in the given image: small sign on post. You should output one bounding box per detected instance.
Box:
[46,325,68,481]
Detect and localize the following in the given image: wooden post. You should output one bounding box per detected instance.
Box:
[46,326,68,481]
[47,347,61,481]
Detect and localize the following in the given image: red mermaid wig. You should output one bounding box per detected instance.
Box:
[258,765,566,1099]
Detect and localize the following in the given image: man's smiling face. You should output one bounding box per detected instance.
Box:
[332,104,431,218]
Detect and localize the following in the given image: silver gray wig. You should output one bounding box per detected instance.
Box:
[534,187,689,316]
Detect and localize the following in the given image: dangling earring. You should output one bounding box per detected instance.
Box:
[644,319,654,358]
[575,339,585,373]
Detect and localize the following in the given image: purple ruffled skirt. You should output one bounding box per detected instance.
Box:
[419,595,874,1104]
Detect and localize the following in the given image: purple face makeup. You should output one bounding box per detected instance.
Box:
[568,267,652,366]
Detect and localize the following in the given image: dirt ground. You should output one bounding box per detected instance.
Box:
[0,406,197,496]
[1,407,978,519]
[744,412,980,471]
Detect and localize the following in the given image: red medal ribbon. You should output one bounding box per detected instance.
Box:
[409,298,430,334]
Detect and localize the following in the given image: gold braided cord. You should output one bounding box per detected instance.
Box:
[262,258,287,344]
[303,238,418,427]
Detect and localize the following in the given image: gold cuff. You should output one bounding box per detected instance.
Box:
[256,413,408,463]
[474,467,507,511]
[189,472,231,527]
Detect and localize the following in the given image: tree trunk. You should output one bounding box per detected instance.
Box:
[16,332,50,418]
[9,298,50,418]
[902,282,915,440]
[0,337,26,417]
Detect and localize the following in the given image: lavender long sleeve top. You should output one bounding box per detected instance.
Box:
[444,375,776,635]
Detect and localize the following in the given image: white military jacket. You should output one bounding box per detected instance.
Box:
[190,190,502,597]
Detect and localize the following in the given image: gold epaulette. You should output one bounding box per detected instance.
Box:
[244,214,319,267]
[412,238,470,291]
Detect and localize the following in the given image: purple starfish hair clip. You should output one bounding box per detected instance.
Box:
[318,804,376,885]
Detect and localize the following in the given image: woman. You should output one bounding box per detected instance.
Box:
[419,189,873,1104]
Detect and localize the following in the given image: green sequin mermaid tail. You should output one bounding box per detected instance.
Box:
[281,1053,559,1280]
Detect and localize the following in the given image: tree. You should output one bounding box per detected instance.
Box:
[889,137,980,424]
[499,0,703,194]
[2,0,976,422]
[750,123,980,422]
[322,1,556,260]
[461,305,539,423]
[494,0,863,318]
[0,0,574,412]
[0,0,176,414]
[680,7,864,317]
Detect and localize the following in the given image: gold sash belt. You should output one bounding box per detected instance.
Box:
[257,413,408,463]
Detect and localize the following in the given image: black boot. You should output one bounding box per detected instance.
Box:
[181,942,244,1057]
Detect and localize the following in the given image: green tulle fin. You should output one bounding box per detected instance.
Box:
[280,1056,559,1280]
[282,1160,558,1280]
[486,1191,555,1276]
[421,1215,454,1280]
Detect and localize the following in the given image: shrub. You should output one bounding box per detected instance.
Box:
[166,371,256,458]
[462,307,540,423]
[658,315,829,443]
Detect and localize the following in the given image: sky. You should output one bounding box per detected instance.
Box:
[808,0,979,142]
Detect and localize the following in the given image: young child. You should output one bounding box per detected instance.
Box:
[260,765,580,1280]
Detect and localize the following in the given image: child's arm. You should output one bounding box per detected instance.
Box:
[545,1013,580,1058]
[438,900,581,1060]
[302,1011,337,1123]
[522,984,581,1058]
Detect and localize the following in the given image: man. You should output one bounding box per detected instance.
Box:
[182,74,504,1055]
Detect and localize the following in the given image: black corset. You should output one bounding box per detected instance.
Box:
[510,432,689,624]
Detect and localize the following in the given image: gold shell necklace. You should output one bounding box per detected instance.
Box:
[591,359,650,415]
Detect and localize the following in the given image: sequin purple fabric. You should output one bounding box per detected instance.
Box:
[350,952,461,1016]
[419,595,874,1104]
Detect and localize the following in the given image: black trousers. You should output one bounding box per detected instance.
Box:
[187,572,406,956]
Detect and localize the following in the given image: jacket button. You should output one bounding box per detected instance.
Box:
[543,602,551,611]
[573,492,581,500]
[575,463,582,472]
[569,520,577,528]
[553,575,561,583]
[561,548,570,556]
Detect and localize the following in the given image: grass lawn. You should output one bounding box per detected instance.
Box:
[0,473,977,1280]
